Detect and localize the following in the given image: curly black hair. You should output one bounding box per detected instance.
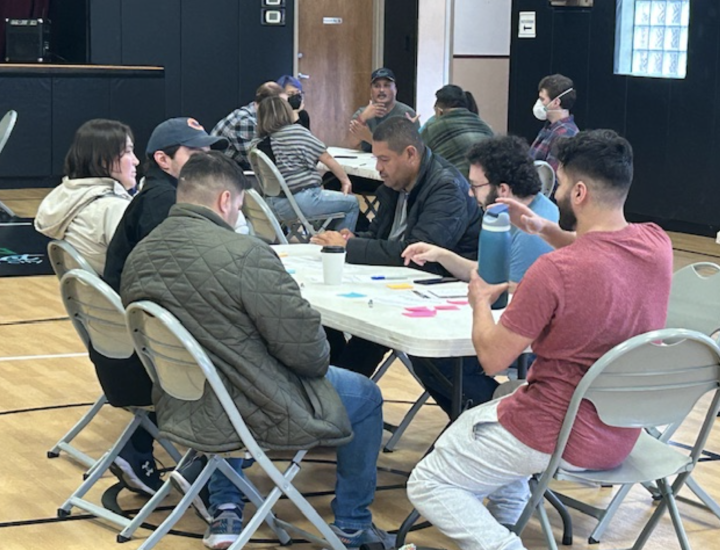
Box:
[466,135,541,198]
[555,129,633,198]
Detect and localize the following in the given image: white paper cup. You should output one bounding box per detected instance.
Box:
[320,245,346,285]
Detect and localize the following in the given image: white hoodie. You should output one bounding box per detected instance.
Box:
[35,177,132,273]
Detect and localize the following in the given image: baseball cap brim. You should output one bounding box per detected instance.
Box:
[183,135,229,151]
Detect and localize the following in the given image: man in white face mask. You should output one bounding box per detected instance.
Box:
[529,74,579,177]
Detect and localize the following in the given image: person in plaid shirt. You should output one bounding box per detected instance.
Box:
[529,74,579,174]
[212,82,285,170]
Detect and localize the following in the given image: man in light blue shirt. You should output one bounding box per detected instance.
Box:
[402,135,559,415]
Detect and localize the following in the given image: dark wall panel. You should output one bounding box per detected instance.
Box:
[120,0,182,117]
[89,0,121,65]
[0,77,52,178]
[384,0,418,107]
[51,78,111,174]
[110,77,166,159]
[237,2,295,107]
[509,1,720,236]
[182,1,240,129]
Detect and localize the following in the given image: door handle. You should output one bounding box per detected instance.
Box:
[298,73,310,79]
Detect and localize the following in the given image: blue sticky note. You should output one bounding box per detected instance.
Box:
[286,268,296,274]
[338,292,366,298]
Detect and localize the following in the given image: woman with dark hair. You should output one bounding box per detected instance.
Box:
[421,84,494,178]
[35,118,138,273]
[277,74,311,130]
[254,96,359,232]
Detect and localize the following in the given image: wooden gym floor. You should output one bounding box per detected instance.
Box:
[1,188,720,550]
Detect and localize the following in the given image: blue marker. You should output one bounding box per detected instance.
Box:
[371,276,408,280]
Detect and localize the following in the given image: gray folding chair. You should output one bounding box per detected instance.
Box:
[121,300,346,550]
[249,148,345,242]
[371,351,430,452]
[534,160,556,198]
[56,270,181,529]
[0,110,18,219]
[513,328,720,550]
[242,188,288,244]
[563,262,720,543]
[46,240,107,468]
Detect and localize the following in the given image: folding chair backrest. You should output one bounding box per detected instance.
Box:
[0,110,18,156]
[548,328,720,475]
[248,148,285,197]
[47,240,96,279]
[534,160,556,198]
[667,262,720,336]
[242,188,288,244]
[60,269,134,358]
[126,301,261,452]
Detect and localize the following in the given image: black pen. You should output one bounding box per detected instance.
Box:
[413,290,430,299]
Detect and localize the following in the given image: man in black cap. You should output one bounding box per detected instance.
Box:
[104,117,228,291]
[349,68,419,153]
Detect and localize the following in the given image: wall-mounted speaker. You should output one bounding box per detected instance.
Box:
[5,18,51,63]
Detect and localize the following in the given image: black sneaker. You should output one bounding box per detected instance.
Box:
[170,455,212,523]
[110,441,162,496]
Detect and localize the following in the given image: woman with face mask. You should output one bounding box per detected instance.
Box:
[529,74,579,175]
[277,74,311,131]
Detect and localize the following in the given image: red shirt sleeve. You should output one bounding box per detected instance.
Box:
[500,254,563,341]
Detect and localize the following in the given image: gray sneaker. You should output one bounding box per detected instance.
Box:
[330,523,396,550]
[203,505,243,550]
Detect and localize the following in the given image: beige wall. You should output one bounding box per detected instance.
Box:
[452,57,510,135]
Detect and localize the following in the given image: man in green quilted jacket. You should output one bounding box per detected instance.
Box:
[121,151,394,550]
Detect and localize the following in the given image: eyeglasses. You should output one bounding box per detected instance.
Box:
[470,182,492,190]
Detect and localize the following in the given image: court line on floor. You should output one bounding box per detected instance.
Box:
[0,352,85,362]
[0,316,69,326]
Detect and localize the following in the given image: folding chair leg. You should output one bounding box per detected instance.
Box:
[47,394,108,468]
[58,414,143,528]
[136,462,218,550]
[587,482,634,543]
[383,391,430,452]
[535,500,560,550]
[685,475,720,519]
[216,458,292,545]
[544,490,573,546]
[631,475,688,550]
[118,449,197,542]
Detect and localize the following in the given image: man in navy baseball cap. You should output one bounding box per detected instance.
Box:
[104,117,230,292]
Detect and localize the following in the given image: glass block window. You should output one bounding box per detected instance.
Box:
[615,0,690,79]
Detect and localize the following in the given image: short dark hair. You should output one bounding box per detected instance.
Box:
[177,150,250,205]
[64,119,134,179]
[555,129,634,201]
[372,117,425,156]
[538,74,576,110]
[255,81,284,104]
[466,136,541,198]
[144,144,181,172]
[435,85,478,114]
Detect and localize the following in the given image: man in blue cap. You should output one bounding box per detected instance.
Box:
[104,117,229,291]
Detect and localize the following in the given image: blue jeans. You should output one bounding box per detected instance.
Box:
[208,366,383,530]
[267,187,360,232]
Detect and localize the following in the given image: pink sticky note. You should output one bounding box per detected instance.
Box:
[403,310,437,318]
[405,306,434,313]
[435,304,460,311]
[447,299,469,306]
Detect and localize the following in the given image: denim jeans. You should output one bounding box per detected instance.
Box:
[208,366,383,530]
[267,186,360,232]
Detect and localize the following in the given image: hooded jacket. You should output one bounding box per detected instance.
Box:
[34,177,132,273]
[121,204,353,452]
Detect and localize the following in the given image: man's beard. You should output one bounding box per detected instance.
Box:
[557,193,577,231]
[482,186,499,211]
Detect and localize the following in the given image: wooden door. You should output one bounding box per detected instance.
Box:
[297,0,374,147]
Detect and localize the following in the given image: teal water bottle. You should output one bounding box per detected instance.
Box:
[478,204,511,309]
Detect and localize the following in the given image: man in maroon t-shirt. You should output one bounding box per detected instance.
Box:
[407,129,673,550]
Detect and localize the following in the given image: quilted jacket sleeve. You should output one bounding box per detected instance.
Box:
[239,243,330,378]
